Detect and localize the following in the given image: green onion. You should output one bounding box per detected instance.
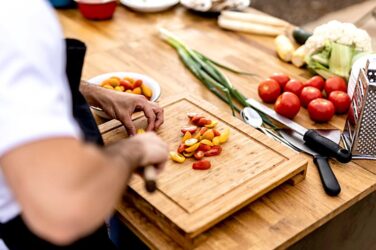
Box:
[159,28,277,127]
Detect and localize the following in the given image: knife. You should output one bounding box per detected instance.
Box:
[280,129,341,196]
[246,99,352,163]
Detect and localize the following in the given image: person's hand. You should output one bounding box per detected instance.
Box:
[122,132,169,173]
[80,82,164,136]
[101,92,164,136]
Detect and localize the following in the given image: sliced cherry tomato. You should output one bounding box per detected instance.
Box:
[191,115,204,125]
[197,144,211,152]
[274,92,300,119]
[181,131,192,142]
[199,127,208,135]
[204,145,222,157]
[197,118,212,126]
[202,129,214,141]
[194,151,205,160]
[192,160,211,170]
[270,73,290,90]
[177,144,186,154]
[304,75,325,91]
[258,79,281,103]
[181,126,197,134]
[212,129,221,137]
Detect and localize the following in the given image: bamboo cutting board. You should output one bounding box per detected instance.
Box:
[100,94,308,249]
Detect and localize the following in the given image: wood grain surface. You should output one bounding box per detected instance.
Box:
[57,5,376,250]
[101,95,307,248]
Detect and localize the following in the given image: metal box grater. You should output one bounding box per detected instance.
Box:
[342,59,376,159]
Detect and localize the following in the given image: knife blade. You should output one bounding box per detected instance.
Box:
[246,98,352,163]
[280,129,341,196]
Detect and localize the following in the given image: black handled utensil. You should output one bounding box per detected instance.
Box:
[280,129,341,196]
[247,99,352,163]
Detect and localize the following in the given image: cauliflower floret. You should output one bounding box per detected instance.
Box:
[305,20,372,55]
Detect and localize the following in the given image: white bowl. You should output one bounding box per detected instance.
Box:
[87,72,161,119]
[120,0,179,13]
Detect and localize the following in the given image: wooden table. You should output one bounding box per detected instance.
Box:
[57,6,376,250]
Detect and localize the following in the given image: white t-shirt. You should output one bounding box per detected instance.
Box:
[0,0,81,226]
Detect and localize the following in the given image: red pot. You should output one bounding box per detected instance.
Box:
[77,0,117,20]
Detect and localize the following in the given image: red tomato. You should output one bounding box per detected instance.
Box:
[325,76,347,96]
[198,144,211,152]
[192,160,211,170]
[270,73,290,90]
[284,79,304,96]
[274,92,300,119]
[181,126,197,134]
[199,127,208,135]
[213,129,221,137]
[119,80,133,90]
[177,144,186,154]
[204,145,222,157]
[308,98,335,123]
[190,115,204,125]
[258,79,281,103]
[197,118,212,126]
[328,91,351,114]
[304,76,325,91]
[132,79,143,89]
[194,151,205,160]
[300,86,323,108]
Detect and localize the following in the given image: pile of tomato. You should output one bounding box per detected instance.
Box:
[258,73,351,123]
[169,113,230,170]
[100,76,153,100]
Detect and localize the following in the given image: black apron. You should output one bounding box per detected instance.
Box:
[0,39,116,250]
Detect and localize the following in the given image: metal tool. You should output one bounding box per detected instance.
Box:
[342,59,376,159]
[240,107,298,150]
[280,129,341,196]
[246,99,352,163]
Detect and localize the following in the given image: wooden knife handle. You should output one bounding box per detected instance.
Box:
[144,165,157,193]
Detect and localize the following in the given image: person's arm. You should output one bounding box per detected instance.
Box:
[80,81,164,135]
[0,132,167,245]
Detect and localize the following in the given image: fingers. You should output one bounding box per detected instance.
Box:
[120,115,137,136]
[153,106,164,129]
[143,106,156,131]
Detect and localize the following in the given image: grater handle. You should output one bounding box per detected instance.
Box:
[313,155,341,196]
[304,129,352,163]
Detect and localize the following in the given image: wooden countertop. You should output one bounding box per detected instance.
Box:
[57,6,376,249]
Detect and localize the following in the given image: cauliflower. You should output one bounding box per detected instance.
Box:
[305,20,372,55]
[304,20,373,79]
[180,0,250,12]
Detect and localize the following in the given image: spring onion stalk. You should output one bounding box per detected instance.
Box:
[159,28,277,128]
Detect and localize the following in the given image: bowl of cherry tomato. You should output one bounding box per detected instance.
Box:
[87,72,161,119]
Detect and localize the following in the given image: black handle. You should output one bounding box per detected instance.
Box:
[304,129,352,163]
[313,155,341,196]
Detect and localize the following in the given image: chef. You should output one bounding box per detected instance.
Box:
[0,1,168,249]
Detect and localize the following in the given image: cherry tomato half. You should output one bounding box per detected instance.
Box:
[192,160,211,170]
